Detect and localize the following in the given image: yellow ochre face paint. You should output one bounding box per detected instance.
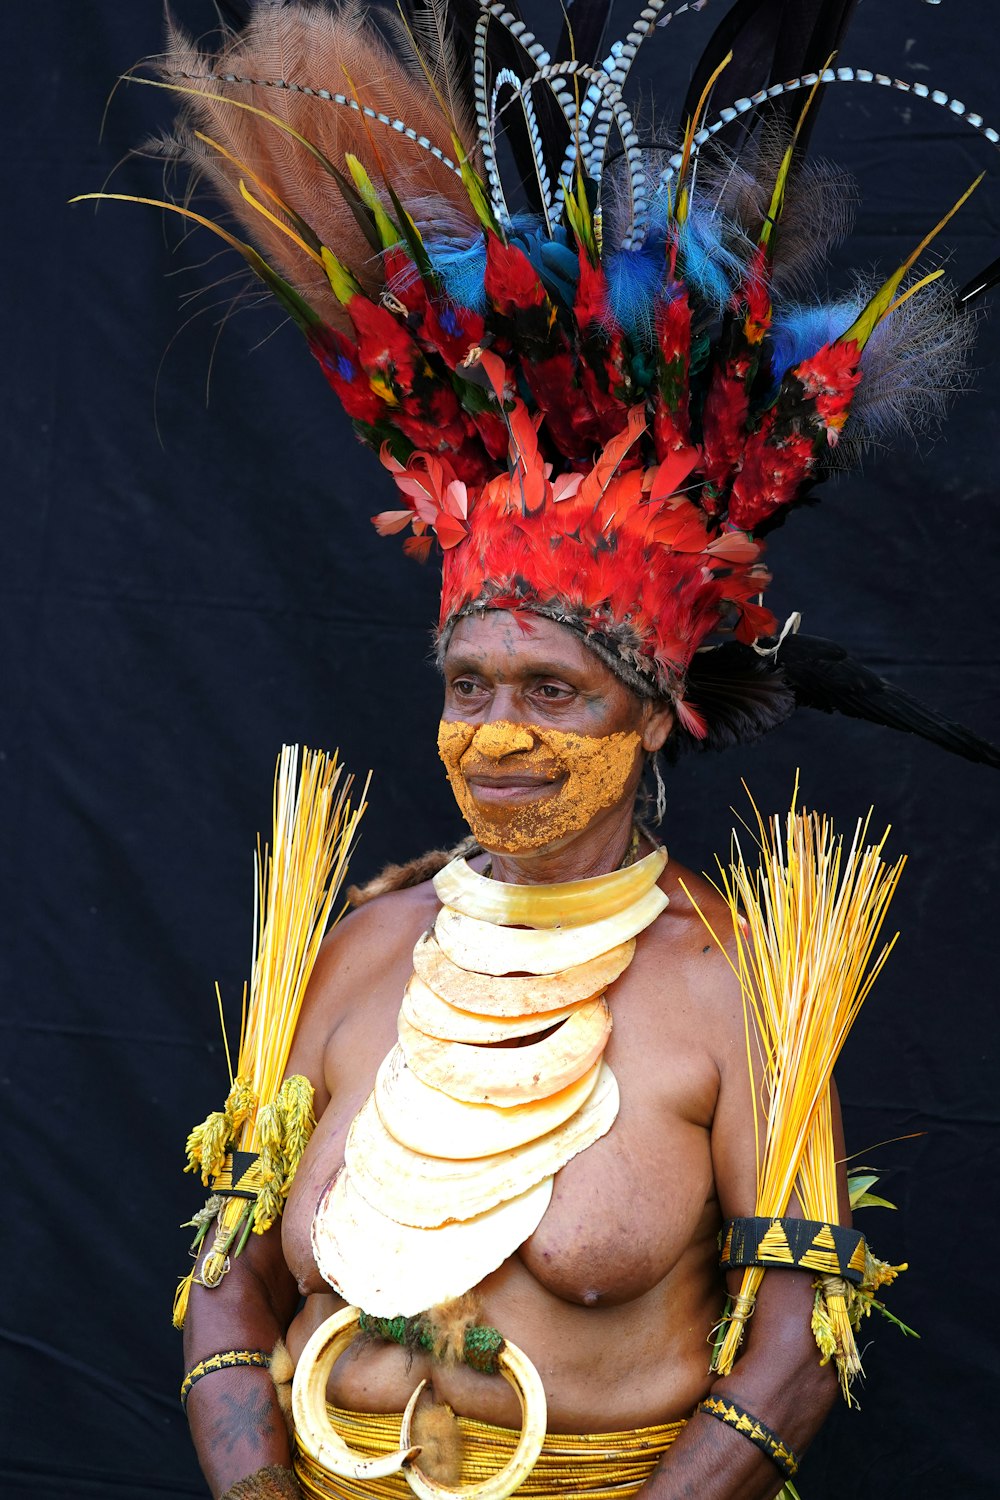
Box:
[437,720,643,854]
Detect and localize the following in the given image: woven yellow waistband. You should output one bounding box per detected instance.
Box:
[294,1403,685,1499]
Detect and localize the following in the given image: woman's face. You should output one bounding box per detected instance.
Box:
[438,612,674,855]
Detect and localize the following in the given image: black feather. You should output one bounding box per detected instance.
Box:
[681,0,784,136]
[668,634,1000,767]
[556,2,615,71]
[679,0,860,152]
[667,642,796,758]
[777,634,1000,768]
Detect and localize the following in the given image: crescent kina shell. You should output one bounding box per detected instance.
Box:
[401,974,580,1043]
[411,932,635,1016]
[311,1167,554,1316]
[434,885,668,976]
[346,1062,620,1227]
[291,1307,420,1478]
[374,1044,603,1158]
[432,847,667,928]
[397,998,612,1104]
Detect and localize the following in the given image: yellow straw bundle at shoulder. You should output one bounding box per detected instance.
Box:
[174,745,368,1328]
[685,786,905,1396]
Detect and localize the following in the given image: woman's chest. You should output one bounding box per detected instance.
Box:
[516,1019,718,1305]
[283,955,721,1306]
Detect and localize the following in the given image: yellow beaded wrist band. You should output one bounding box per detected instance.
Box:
[697,1395,800,1478]
[181,1349,272,1409]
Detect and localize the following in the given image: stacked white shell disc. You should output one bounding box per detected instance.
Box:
[312,847,668,1315]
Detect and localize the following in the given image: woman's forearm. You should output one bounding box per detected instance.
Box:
[181,1232,301,1497]
[186,1363,294,1498]
[642,1269,838,1500]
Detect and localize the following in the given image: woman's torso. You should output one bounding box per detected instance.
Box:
[280,862,735,1432]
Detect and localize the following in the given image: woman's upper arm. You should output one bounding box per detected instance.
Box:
[281,913,364,1117]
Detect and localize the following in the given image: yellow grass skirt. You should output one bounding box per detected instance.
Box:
[294,1404,685,1499]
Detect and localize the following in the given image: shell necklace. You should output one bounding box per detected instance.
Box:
[312,844,668,1317]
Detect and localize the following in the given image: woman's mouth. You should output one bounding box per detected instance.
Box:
[463,774,564,805]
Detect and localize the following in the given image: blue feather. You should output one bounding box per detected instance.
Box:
[627,186,751,321]
[426,236,490,314]
[676,205,748,311]
[425,215,580,314]
[769,300,860,385]
[605,246,664,347]
[513,220,578,306]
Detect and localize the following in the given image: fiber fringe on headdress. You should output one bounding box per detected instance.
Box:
[74,0,1000,759]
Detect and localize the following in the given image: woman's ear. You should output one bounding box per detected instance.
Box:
[640,699,675,753]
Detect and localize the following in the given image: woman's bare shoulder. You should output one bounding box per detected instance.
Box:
[320,876,439,986]
[289,874,440,1067]
[635,855,745,1026]
[657,857,739,956]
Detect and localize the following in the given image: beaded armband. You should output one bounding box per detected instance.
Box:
[180,1349,272,1409]
[697,1396,800,1478]
[720,1216,867,1284]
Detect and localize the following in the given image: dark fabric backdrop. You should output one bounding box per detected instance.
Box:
[3,2,999,1495]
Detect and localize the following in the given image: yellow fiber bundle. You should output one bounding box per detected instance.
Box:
[174,745,368,1325]
[688,787,904,1388]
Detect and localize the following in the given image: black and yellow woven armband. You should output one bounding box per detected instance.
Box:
[720,1216,867,1284]
[697,1396,800,1478]
[211,1150,268,1201]
[180,1349,272,1409]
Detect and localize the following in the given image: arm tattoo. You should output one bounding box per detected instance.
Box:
[208,1387,278,1458]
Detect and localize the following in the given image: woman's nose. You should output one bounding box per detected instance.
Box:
[471,721,536,758]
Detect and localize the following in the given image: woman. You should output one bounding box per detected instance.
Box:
[181,606,840,1500]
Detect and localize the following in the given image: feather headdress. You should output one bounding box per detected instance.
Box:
[79,0,1000,749]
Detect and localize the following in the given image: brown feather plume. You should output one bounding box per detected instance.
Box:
[385,0,477,153]
[160,1,481,324]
